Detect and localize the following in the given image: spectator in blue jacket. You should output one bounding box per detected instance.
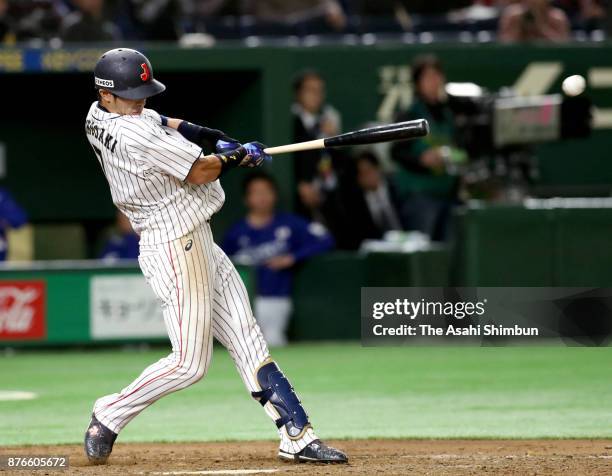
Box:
[99,211,139,261]
[0,187,28,261]
[223,172,334,346]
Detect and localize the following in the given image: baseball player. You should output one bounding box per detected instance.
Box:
[223,172,334,347]
[83,48,347,465]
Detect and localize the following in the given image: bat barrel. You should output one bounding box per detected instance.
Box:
[262,119,429,156]
[323,119,429,148]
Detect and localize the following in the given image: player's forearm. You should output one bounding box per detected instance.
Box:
[164,117,182,129]
[293,239,334,262]
[186,145,251,185]
[185,155,222,185]
[161,116,237,146]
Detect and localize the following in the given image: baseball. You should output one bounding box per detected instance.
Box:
[562,75,586,97]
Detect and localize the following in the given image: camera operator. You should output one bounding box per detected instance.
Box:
[391,54,467,242]
[499,0,570,42]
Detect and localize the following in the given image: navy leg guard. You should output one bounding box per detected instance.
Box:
[252,360,310,439]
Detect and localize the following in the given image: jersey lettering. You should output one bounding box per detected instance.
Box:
[85,119,117,153]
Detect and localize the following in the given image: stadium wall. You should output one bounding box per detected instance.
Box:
[3,202,612,346]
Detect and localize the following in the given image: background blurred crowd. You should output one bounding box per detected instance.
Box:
[0,46,581,262]
[290,55,476,248]
[0,0,608,45]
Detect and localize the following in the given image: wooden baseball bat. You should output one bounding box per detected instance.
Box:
[263,119,429,156]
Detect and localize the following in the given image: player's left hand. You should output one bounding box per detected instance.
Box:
[242,142,272,168]
[216,139,242,154]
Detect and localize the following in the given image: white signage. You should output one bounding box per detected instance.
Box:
[90,275,166,339]
[94,77,114,88]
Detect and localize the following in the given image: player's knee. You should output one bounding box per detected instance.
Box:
[187,362,208,384]
[176,360,209,387]
[238,315,261,341]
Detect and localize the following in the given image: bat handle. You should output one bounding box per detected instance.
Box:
[263,139,325,155]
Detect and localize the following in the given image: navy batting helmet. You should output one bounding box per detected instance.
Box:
[94,48,166,100]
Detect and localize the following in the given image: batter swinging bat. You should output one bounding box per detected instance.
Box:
[263,119,429,156]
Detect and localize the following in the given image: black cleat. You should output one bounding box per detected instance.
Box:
[279,439,348,463]
[84,414,117,465]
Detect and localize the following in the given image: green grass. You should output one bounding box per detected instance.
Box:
[0,343,611,445]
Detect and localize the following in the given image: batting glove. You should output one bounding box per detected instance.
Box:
[242,142,272,168]
[216,139,242,154]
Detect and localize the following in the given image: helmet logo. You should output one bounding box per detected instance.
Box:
[140,63,150,82]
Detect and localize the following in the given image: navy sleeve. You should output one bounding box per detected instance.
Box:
[0,189,28,228]
[98,240,120,260]
[222,224,241,257]
[287,215,334,262]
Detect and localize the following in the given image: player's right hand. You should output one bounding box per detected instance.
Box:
[242,142,272,168]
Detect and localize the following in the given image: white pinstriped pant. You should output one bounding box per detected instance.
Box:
[93,222,317,454]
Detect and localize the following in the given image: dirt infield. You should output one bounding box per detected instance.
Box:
[3,439,611,475]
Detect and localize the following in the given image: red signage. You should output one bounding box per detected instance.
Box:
[0,281,46,341]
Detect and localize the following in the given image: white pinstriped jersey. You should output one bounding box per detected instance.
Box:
[86,104,319,456]
[85,101,225,246]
